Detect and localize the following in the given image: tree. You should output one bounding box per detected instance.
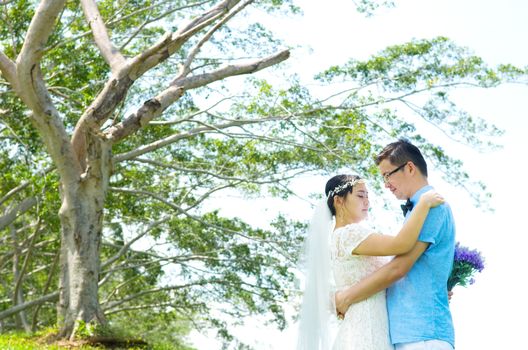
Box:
[0,0,293,341]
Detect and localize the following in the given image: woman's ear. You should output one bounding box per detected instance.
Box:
[333,195,342,209]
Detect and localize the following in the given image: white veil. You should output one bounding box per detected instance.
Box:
[296,200,336,350]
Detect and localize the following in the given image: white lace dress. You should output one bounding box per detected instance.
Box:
[331,223,394,350]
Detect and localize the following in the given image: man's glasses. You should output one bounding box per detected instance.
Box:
[382,162,408,183]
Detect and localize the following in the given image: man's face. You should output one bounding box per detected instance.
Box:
[378,159,409,200]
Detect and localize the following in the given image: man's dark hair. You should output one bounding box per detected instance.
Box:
[376,139,428,177]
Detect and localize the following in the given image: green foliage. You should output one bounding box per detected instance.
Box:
[254,0,301,14]
[110,310,196,350]
[353,0,395,16]
[318,37,502,89]
[1,0,526,348]
[310,36,528,205]
[74,320,98,339]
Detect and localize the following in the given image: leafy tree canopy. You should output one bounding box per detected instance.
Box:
[1,0,526,348]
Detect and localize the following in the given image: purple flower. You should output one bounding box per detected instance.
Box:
[453,242,485,272]
[447,242,485,291]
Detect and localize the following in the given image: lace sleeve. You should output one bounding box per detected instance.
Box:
[338,224,373,257]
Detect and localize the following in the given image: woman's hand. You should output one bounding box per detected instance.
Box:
[419,190,445,208]
[335,290,349,319]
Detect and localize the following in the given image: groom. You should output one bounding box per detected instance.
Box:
[335,139,455,350]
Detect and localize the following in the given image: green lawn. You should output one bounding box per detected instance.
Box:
[0,332,150,350]
[0,334,93,349]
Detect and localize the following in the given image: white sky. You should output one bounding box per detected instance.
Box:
[191,0,528,348]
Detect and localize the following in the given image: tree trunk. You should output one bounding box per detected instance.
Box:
[57,133,111,340]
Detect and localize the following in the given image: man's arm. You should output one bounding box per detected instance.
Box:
[335,241,429,315]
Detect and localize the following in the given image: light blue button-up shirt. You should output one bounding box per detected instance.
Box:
[387,185,455,347]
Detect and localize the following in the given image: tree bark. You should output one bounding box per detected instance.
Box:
[57,133,111,339]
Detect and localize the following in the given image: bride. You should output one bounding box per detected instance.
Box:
[297,174,444,350]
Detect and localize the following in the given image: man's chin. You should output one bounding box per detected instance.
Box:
[392,192,405,200]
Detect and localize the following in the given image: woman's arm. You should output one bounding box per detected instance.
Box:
[352,190,443,256]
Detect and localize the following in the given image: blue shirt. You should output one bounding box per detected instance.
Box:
[386,185,455,347]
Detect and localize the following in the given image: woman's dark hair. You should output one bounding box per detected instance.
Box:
[325,174,361,216]
[375,138,428,177]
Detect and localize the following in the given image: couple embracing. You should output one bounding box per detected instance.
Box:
[297,139,455,350]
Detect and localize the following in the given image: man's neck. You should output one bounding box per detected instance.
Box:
[408,179,429,199]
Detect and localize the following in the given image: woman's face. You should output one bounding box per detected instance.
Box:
[338,182,370,222]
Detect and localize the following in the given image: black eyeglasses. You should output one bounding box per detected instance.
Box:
[382,162,408,183]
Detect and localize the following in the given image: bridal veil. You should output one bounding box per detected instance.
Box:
[296,200,336,349]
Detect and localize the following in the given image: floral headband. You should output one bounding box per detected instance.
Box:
[327,178,364,198]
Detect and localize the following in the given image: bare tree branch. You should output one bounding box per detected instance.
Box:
[148,94,241,125]
[108,186,293,263]
[0,235,56,271]
[179,0,253,77]
[16,0,66,110]
[126,0,243,80]
[171,49,290,90]
[13,219,42,324]
[70,0,248,162]
[107,48,290,143]
[109,0,213,29]
[109,187,191,214]
[0,197,37,231]
[47,1,213,52]
[100,217,170,270]
[80,0,126,73]
[104,302,202,316]
[15,0,83,181]
[117,1,213,51]
[0,182,31,208]
[31,250,59,331]
[0,166,54,208]
[113,114,287,162]
[101,280,211,311]
[0,51,18,92]
[130,157,302,185]
[0,291,59,321]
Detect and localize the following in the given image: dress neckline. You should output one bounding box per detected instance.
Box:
[333,222,360,233]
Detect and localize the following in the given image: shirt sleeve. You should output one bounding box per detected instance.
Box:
[418,205,447,244]
[339,224,373,256]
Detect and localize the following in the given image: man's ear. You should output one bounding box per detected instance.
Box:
[407,161,417,175]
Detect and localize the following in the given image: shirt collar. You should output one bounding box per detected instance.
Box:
[409,185,433,205]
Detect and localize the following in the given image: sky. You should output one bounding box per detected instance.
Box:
[191,0,528,348]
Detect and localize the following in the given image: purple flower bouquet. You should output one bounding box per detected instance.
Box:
[447,242,485,291]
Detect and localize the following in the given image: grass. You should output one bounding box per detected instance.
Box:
[0,333,96,349]
[0,331,149,350]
